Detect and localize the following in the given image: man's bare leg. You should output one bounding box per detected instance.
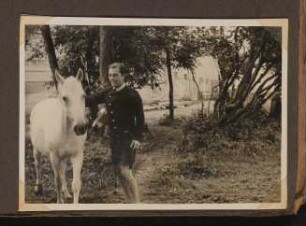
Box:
[118,164,139,203]
[126,168,139,203]
[115,164,131,202]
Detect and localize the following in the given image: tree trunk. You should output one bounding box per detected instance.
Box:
[191,71,204,118]
[99,26,113,88]
[41,25,59,89]
[86,27,97,81]
[165,47,174,120]
[86,27,98,121]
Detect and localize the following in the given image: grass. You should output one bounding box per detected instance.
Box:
[150,114,281,204]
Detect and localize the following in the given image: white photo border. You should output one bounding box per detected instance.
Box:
[19,16,288,211]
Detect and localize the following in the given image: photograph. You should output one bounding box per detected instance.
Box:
[19,16,288,211]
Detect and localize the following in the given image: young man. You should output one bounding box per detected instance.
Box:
[86,62,144,203]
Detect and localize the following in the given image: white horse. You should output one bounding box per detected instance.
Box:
[30,69,87,203]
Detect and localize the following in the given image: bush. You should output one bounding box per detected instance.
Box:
[181,110,280,152]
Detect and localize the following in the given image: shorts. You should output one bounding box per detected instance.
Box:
[110,131,135,169]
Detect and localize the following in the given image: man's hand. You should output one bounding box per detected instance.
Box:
[130,140,141,150]
[92,107,107,128]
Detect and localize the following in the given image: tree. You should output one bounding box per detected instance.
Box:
[165,46,174,119]
[41,25,59,89]
[110,26,164,88]
[52,26,100,92]
[26,25,204,121]
[99,27,113,88]
[145,27,203,120]
[203,26,281,125]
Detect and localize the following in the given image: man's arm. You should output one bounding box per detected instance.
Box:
[130,90,145,150]
[133,91,145,141]
[85,90,108,107]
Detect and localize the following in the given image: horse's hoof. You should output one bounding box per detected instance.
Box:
[34,184,43,196]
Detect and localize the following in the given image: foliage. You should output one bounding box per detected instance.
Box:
[25,25,45,61]
[52,26,101,93]
[107,26,164,88]
[26,25,203,87]
[142,26,204,119]
[144,27,203,69]
[25,25,206,120]
[182,110,280,152]
[25,25,281,123]
[201,26,282,124]
[109,26,204,91]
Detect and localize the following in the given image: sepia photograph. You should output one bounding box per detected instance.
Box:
[19,17,288,211]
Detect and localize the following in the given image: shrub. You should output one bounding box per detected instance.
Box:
[181,110,280,152]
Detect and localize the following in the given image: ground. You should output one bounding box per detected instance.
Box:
[24,83,281,204]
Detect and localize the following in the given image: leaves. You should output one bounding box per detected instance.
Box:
[209,27,282,124]
[25,25,281,124]
[25,25,45,61]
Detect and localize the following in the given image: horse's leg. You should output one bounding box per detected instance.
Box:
[33,147,43,196]
[49,152,63,203]
[71,151,83,203]
[59,158,72,198]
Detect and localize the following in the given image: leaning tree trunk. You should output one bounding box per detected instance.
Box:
[41,25,59,90]
[165,47,174,120]
[191,71,204,118]
[99,26,113,88]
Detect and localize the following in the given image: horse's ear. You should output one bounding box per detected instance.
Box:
[76,69,84,82]
[55,70,64,84]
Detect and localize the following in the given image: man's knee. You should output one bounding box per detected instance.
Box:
[116,164,131,179]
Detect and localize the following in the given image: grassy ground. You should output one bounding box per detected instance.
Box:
[25,118,280,204]
[24,83,281,204]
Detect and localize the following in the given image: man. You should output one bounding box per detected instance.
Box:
[86,62,144,203]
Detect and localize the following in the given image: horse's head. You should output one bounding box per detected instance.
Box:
[55,69,87,136]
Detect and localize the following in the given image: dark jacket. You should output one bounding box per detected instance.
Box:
[86,86,145,140]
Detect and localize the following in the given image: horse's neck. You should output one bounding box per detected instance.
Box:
[55,96,72,136]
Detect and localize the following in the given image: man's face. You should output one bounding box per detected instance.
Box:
[108,67,125,88]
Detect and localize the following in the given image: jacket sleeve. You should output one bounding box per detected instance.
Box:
[133,91,145,141]
[85,90,108,107]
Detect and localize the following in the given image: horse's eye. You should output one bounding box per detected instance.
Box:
[63,96,68,102]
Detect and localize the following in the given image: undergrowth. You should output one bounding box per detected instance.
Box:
[156,111,281,191]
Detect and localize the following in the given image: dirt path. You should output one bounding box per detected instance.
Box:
[136,144,175,203]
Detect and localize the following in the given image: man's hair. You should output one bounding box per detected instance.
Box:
[108,62,129,76]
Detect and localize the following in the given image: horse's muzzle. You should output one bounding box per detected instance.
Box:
[74,124,87,136]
